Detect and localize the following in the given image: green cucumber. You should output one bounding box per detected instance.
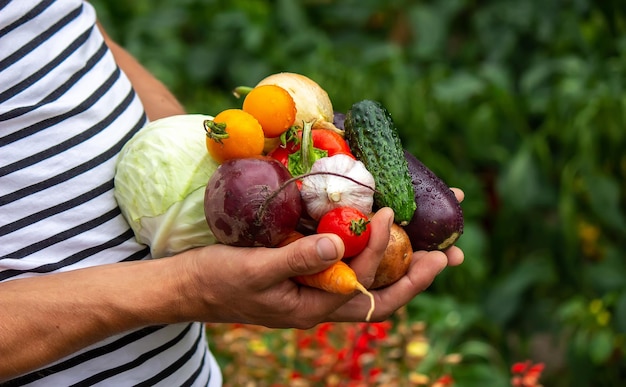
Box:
[344,100,416,225]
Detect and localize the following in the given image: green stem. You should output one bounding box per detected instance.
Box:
[232,86,254,98]
[300,120,315,173]
[204,119,229,144]
[350,218,371,236]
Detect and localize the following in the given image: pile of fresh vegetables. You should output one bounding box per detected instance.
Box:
[114,72,464,321]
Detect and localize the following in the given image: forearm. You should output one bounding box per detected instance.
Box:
[0,257,190,381]
[97,23,186,120]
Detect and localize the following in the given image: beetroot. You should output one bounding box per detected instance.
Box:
[402,150,464,251]
[204,156,302,247]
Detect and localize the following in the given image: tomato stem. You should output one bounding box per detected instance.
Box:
[350,218,371,236]
[300,120,315,173]
[279,126,301,147]
[232,86,253,98]
[204,119,230,144]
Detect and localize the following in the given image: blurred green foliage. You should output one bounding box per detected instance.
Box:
[93,0,626,385]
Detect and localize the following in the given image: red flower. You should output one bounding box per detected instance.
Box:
[369,321,392,339]
[511,361,529,374]
[314,322,333,346]
[297,335,313,349]
[511,360,545,387]
[369,367,382,379]
[337,347,349,361]
[433,374,454,386]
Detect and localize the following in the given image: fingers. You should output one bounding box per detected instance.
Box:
[321,205,462,322]
[444,245,464,266]
[446,187,465,266]
[329,250,448,322]
[291,208,394,324]
[252,233,346,286]
[197,199,463,325]
[346,207,394,288]
[256,207,393,288]
[373,250,447,318]
[450,187,464,203]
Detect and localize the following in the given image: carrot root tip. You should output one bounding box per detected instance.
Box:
[355,283,375,322]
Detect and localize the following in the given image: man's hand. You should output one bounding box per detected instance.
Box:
[179,189,465,327]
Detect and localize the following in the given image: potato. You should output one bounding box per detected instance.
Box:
[370,223,413,289]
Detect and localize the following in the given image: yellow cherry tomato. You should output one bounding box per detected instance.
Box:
[204,109,265,163]
[242,84,297,138]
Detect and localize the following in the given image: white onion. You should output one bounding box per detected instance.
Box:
[255,72,340,132]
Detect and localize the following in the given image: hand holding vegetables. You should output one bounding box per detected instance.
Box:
[174,198,463,323]
[172,205,463,326]
[114,71,466,324]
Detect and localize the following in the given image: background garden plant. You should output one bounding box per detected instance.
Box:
[93,0,626,385]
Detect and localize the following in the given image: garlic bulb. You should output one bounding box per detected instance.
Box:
[300,154,376,220]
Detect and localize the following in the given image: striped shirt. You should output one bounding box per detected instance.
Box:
[0,0,221,385]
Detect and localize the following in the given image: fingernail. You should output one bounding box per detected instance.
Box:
[316,237,338,261]
[388,211,394,228]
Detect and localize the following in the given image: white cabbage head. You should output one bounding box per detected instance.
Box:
[114,114,218,258]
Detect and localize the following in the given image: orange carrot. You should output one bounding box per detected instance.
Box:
[294,261,376,322]
[276,230,306,247]
[276,230,376,321]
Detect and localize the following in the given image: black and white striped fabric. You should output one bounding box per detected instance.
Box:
[0,1,221,385]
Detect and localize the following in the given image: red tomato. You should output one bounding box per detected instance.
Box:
[267,128,354,170]
[266,143,303,189]
[266,144,292,167]
[309,129,355,159]
[317,207,371,258]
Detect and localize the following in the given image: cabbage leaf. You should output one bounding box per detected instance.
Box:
[114,114,218,258]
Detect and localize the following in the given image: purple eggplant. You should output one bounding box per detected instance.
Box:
[402,150,464,251]
[333,111,346,131]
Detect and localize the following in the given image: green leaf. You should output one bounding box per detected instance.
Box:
[586,257,626,292]
[614,290,626,334]
[287,148,327,176]
[483,256,554,325]
[589,329,614,364]
[409,5,446,59]
[433,72,486,103]
[451,363,511,387]
[583,172,626,234]
[456,340,499,360]
[286,121,327,176]
[497,141,552,211]
[454,221,489,283]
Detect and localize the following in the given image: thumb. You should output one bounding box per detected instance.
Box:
[269,233,346,280]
